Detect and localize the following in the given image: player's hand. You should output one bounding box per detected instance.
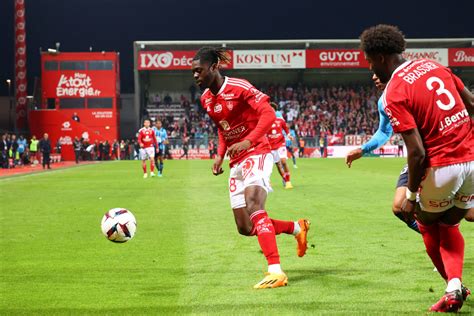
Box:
[212,155,224,176]
[227,140,251,158]
[139,143,144,148]
[345,148,363,168]
[401,199,417,222]
[289,135,294,141]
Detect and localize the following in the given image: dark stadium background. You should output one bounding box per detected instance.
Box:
[0,0,472,96]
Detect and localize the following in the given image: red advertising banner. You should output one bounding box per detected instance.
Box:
[448,48,474,67]
[138,50,233,70]
[306,49,369,68]
[15,0,27,130]
[29,109,118,160]
[42,71,117,98]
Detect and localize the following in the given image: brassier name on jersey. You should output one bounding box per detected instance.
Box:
[398,60,439,85]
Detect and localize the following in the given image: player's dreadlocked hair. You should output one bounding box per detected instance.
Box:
[193,46,231,66]
[360,24,406,55]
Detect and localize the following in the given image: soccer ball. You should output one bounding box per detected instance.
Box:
[101,208,137,243]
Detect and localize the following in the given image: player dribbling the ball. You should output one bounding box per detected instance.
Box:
[191,47,310,289]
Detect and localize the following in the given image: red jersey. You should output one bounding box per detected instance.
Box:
[200,77,275,166]
[267,117,289,150]
[382,59,473,167]
[138,127,157,148]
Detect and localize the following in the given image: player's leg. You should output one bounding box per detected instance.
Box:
[140,148,148,178]
[279,147,293,189]
[148,148,156,177]
[465,208,474,222]
[419,163,472,312]
[392,165,419,233]
[158,147,164,176]
[288,146,297,168]
[271,149,286,186]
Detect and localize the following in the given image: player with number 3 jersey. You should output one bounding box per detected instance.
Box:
[361,24,473,313]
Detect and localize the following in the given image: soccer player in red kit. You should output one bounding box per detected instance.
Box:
[267,102,294,189]
[361,25,473,312]
[191,47,310,289]
[137,118,157,178]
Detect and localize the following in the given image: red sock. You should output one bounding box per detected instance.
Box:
[250,210,280,265]
[418,222,448,280]
[150,163,155,173]
[142,162,147,173]
[439,223,464,281]
[271,218,294,235]
[284,173,290,182]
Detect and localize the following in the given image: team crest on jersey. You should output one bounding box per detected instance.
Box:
[219,120,230,130]
[226,101,234,111]
[214,103,222,113]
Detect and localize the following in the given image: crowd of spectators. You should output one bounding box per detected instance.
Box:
[147,83,382,149]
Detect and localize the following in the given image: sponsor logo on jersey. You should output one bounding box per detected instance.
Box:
[439,109,469,134]
[214,103,222,113]
[205,98,213,104]
[219,120,230,130]
[384,108,400,127]
[222,93,234,98]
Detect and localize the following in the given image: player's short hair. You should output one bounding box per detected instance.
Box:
[143,118,151,123]
[270,102,278,110]
[360,24,406,55]
[193,47,230,66]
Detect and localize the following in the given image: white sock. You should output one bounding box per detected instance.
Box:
[292,221,301,236]
[446,278,462,292]
[268,264,282,274]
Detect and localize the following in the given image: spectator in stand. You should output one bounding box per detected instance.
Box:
[299,138,305,158]
[112,140,119,160]
[133,140,140,160]
[10,134,18,166]
[17,135,27,165]
[73,137,82,164]
[164,94,172,105]
[98,142,104,160]
[120,140,126,160]
[30,135,39,164]
[104,141,111,160]
[39,133,52,169]
[180,135,189,160]
[208,139,216,159]
[0,134,7,168]
[72,112,80,122]
[55,139,62,154]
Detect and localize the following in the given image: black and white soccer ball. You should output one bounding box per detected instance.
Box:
[101,208,137,243]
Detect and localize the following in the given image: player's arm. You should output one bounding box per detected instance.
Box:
[227,88,275,157]
[385,95,424,220]
[282,120,294,140]
[400,127,426,220]
[137,131,144,148]
[345,101,392,167]
[212,130,226,176]
[459,87,474,116]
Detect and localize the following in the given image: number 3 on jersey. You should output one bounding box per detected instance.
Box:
[426,76,456,111]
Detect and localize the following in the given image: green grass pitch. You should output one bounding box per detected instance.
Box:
[1,158,472,315]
